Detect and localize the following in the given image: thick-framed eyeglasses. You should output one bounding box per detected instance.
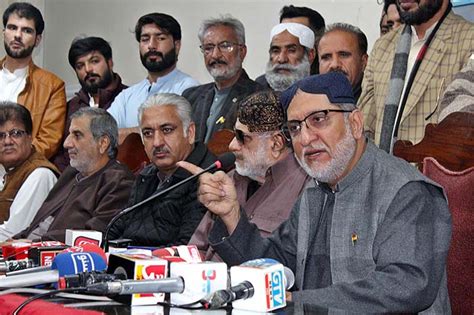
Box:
[283,109,353,138]
[0,129,27,142]
[234,128,249,145]
[200,41,242,55]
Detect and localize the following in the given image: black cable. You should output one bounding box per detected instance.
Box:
[12,287,87,315]
[158,298,208,310]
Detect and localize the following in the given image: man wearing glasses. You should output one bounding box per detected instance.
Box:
[179,73,451,313]
[189,90,308,260]
[0,102,58,241]
[183,15,261,144]
[108,12,198,144]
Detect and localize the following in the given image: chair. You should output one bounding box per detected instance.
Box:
[422,157,474,315]
[116,133,149,174]
[393,112,474,171]
[207,129,235,157]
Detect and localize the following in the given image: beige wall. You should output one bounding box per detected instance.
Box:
[2,0,382,96]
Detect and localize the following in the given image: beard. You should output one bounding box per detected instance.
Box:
[207,55,243,81]
[79,69,114,95]
[235,139,272,181]
[140,47,177,73]
[265,54,311,91]
[4,41,35,59]
[296,118,356,184]
[398,0,443,25]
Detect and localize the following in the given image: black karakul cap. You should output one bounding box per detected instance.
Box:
[280,72,355,111]
[238,90,284,132]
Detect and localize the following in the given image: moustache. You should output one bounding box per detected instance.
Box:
[84,73,100,81]
[209,59,227,67]
[144,51,164,59]
[329,68,348,76]
[272,63,297,73]
[152,146,170,155]
[10,40,24,47]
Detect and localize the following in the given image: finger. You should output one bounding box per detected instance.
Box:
[177,160,204,175]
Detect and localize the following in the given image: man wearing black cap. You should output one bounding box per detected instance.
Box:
[188,90,309,260]
[179,72,451,313]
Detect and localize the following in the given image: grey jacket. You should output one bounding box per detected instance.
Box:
[210,142,451,314]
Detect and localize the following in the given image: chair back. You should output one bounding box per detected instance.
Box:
[117,133,149,174]
[423,157,474,315]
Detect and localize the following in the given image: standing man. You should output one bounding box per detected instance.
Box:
[15,108,134,242]
[189,90,309,260]
[183,15,261,144]
[0,2,66,159]
[318,23,368,102]
[259,23,315,91]
[0,102,58,241]
[358,0,474,152]
[179,73,451,313]
[108,13,198,143]
[380,0,403,36]
[108,93,216,246]
[53,36,127,171]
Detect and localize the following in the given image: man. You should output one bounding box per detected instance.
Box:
[108,93,216,246]
[0,2,66,159]
[183,15,261,144]
[358,0,474,152]
[0,102,58,241]
[179,73,451,313]
[380,0,403,36]
[189,90,309,260]
[53,36,127,171]
[318,23,368,102]
[108,12,198,143]
[15,108,134,242]
[279,5,325,75]
[257,23,315,91]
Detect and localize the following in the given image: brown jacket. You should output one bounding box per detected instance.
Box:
[0,149,59,222]
[0,57,67,159]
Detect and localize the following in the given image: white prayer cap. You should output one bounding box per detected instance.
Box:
[270,23,315,49]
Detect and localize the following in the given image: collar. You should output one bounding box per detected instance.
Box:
[266,152,299,185]
[76,73,124,105]
[72,159,116,185]
[146,67,180,87]
[411,19,437,42]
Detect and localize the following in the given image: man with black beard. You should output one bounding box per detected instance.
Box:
[257,23,315,91]
[358,0,474,152]
[52,36,127,171]
[0,2,66,159]
[108,13,198,143]
[183,15,261,143]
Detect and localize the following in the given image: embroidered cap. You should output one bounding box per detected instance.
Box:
[238,90,284,132]
[281,72,355,111]
[270,22,315,49]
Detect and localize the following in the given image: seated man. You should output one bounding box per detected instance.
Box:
[108,93,216,246]
[0,102,58,241]
[189,90,308,260]
[15,107,134,242]
[180,73,451,313]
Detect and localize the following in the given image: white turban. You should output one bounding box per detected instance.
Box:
[270,22,315,49]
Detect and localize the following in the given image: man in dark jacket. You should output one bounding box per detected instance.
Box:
[183,15,260,144]
[108,93,216,246]
[53,36,127,170]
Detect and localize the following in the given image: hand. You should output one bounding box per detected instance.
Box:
[177,160,241,234]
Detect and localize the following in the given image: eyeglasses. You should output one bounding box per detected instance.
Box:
[0,129,27,142]
[283,109,353,138]
[200,41,242,55]
[234,128,275,145]
[234,129,248,145]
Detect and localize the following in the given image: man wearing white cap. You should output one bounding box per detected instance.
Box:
[256,23,315,91]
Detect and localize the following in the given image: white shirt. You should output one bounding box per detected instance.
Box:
[0,65,28,102]
[0,168,57,241]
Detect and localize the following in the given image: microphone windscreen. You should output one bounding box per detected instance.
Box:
[51,252,107,278]
[215,152,236,170]
[63,243,107,264]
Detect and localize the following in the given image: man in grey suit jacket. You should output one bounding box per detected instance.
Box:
[180,73,451,313]
[182,15,261,144]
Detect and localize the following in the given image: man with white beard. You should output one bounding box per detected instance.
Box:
[183,15,261,144]
[180,73,452,313]
[188,90,308,261]
[256,23,315,91]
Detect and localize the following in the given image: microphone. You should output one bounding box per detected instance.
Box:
[202,258,294,311]
[0,252,107,288]
[0,258,36,273]
[59,271,126,289]
[102,152,236,250]
[85,277,185,295]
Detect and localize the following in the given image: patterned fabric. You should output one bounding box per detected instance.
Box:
[238,90,284,132]
[358,12,474,146]
[379,25,412,153]
[438,57,474,121]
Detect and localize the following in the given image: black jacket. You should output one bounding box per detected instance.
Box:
[108,142,216,246]
[182,69,261,143]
